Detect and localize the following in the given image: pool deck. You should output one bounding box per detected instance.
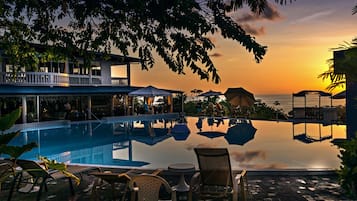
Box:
[1,167,352,201]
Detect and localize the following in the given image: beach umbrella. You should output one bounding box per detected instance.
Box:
[224,87,255,107]
[199,90,223,97]
[128,85,171,97]
[224,123,257,145]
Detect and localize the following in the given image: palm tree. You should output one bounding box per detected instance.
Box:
[318,39,357,91]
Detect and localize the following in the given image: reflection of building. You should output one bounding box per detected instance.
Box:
[0,45,182,123]
[11,122,150,167]
[292,122,333,144]
[292,90,337,124]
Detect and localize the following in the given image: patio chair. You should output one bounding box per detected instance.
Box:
[9,159,99,201]
[189,148,248,201]
[90,168,163,201]
[128,174,176,201]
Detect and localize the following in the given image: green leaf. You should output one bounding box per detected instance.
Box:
[0,108,21,132]
[0,143,37,159]
[0,131,20,145]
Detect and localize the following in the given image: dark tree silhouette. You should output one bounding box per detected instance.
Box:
[0,0,293,83]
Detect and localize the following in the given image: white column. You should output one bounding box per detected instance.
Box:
[22,96,27,123]
[87,96,92,120]
[36,96,40,122]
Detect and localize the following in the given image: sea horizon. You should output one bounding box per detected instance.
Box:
[186,93,346,114]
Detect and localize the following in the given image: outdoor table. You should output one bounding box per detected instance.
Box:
[168,163,195,192]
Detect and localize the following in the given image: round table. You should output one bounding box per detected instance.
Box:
[168,163,195,192]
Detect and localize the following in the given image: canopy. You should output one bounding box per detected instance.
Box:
[332,90,346,99]
[128,85,171,97]
[224,87,255,107]
[293,90,331,97]
[224,123,257,145]
[199,90,223,97]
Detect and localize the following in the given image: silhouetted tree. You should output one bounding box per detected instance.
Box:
[0,0,293,82]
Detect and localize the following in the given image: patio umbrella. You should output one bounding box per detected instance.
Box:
[199,90,223,97]
[128,85,171,97]
[224,87,256,107]
[224,123,257,145]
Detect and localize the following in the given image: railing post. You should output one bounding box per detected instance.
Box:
[50,73,54,86]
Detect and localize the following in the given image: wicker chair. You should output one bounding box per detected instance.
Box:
[189,148,248,201]
[90,169,163,201]
[129,174,176,201]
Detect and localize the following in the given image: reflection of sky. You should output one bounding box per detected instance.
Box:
[8,117,346,170]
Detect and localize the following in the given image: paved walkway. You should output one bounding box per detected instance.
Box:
[0,168,354,201]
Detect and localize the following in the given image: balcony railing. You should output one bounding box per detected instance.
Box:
[0,72,128,86]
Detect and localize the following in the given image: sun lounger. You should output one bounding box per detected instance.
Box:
[9,159,99,201]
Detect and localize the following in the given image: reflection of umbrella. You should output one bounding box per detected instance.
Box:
[198,131,225,139]
[111,159,150,167]
[224,123,257,145]
[199,90,223,97]
[129,128,171,145]
[224,87,255,107]
[128,85,171,97]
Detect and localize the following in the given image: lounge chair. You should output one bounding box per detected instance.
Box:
[90,168,162,201]
[9,159,99,201]
[128,174,176,201]
[189,148,248,201]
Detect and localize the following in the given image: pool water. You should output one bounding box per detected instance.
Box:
[9,117,346,170]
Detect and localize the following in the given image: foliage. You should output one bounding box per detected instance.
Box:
[0,108,38,186]
[334,136,357,198]
[183,99,286,120]
[0,0,293,82]
[0,108,21,132]
[318,39,357,91]
[0,109,81,186]
[0,108,38,160]
[39,156,80,185]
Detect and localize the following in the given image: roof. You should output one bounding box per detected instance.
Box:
[0,43,142,65]
[0,85,182,96]
[332,90,346,99]
[293,90,331,97]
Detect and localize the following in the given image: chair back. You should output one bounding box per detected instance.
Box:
[129,174,174,201]
[16,159,50,178]
[194,148,233,188]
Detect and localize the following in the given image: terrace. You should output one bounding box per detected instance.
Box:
[0,71,128,87]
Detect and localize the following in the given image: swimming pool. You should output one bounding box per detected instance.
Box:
[9,117,346,170]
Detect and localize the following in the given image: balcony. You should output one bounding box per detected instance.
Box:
[0,72,128,86]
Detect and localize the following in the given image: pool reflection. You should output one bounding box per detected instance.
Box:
[8,117,347,170]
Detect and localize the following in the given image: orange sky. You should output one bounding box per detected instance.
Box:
[113,0,356,96]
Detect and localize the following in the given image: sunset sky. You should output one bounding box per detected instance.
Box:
[114,0,357,95]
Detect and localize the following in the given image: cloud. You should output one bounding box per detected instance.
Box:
[209,52,223,57]
[231,150,267,162]
[240,24,265,36]
[231,2,282,36]
[234,2,283,22]
[291,10,334,24]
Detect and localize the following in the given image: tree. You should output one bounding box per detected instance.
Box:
[0,0,292,83]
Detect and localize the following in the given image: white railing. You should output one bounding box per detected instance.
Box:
[0,72,128,86]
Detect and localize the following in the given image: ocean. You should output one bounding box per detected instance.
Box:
[256,94,345,114]
[186,94,346,114]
